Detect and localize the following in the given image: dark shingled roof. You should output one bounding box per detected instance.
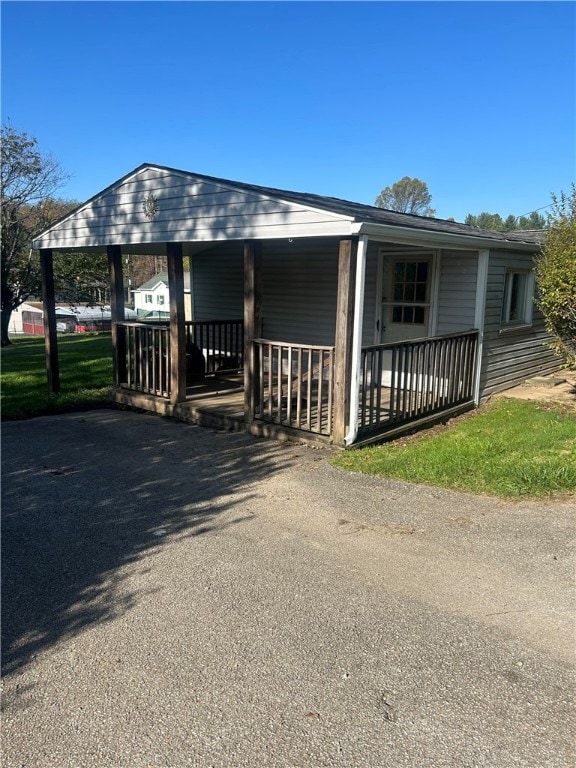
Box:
[32,163,545,250]
[154,165,544,247]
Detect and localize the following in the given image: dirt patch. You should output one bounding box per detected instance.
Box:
[494,371,576,410]
[382,371,576,448]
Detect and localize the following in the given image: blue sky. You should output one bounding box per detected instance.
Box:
[2,1,575,222]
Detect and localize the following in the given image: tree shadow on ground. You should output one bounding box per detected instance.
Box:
[1,409,298,677]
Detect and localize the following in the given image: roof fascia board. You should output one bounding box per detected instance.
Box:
[353,222,539,253]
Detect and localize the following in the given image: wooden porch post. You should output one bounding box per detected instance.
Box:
[39,248,60,394]
[243,239,262,425]
[333,237,358,446]
[107,245,126,386]
[167,242,187,404]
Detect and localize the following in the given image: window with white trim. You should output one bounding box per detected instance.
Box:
[157,295,165,305]
[501,269,534,328]
[145,293,153,304]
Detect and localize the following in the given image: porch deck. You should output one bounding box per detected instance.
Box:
[114,373,245,431]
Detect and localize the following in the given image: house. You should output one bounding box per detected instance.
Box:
[31,164,559,447]
[132,271,192,320]
[132,272,170,318]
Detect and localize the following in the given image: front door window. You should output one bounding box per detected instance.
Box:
[391,260,429,325]
[380,254,434,344]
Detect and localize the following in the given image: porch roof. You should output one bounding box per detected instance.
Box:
[32,163,542,254]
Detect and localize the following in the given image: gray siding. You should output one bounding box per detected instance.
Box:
[191,238,341,346]
[261,239,339,346]
[436,250,478,334]
[480,250,560,396]
[34,167,353,249]
[191,243,244,321]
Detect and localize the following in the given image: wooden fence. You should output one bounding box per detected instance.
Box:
[121,322,171,398]
[184,319,243,375]
[253,339,335,436]
[359,330,478,436]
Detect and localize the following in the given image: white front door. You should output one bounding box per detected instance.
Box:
[378,253,435,344]
[376,251,437,388]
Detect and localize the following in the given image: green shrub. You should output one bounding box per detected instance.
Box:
[535,185,576,369]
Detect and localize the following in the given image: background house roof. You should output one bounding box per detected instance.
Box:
[133,272,168,291]
[132,271,191,292]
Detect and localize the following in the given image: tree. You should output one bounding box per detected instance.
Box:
[1,125,69,345]
[534,185,576,369]
[465,212,507,231]
[54,250,110,306]
[0,126,112,344]
[517,210,547,230]
[374,177,436,217]
[464,210,547,232]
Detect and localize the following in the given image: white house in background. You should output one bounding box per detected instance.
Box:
[132,271,192,319]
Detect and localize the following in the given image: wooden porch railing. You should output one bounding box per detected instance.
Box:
[253,339,334,436]
[184,319,244,375]
[120,322,171,398]
[359,330,479,436]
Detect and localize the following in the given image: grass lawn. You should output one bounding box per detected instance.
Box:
[1,334,113,420]
[332,398,576,499]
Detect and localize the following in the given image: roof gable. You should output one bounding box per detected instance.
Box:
[32,164,355,250]
[32,163,543,252]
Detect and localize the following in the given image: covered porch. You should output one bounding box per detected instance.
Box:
[40,239,478,447]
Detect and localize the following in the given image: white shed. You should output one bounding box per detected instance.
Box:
[31,164,558,446]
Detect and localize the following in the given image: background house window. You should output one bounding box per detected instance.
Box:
[157,295,165,305]
[501,269,534,327]
[145,293,153,304]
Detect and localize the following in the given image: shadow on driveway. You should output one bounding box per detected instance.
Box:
[1,409,292,676]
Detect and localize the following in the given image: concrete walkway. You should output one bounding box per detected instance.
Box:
[2,410,574,768]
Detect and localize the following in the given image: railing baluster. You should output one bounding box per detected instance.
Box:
[267,342,273,419]
[296,347,303,429]
[318,349,324,433]
[251,338,335,437]
[354,330,479,437]
[306,348,313,430]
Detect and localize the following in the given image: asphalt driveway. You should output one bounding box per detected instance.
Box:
[2,409,574,768]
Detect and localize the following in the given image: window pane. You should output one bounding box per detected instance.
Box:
[509,273,526,321]
[414,307,425,324]
[392,306,402,323]
[404,306,414,323]
[502,270,532,326]
[415,283,426,302]
[417,262,429,282]
[394,262,405,282]
[404,283,415,302]
[393,283,404,301]
[405,262,416,282]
